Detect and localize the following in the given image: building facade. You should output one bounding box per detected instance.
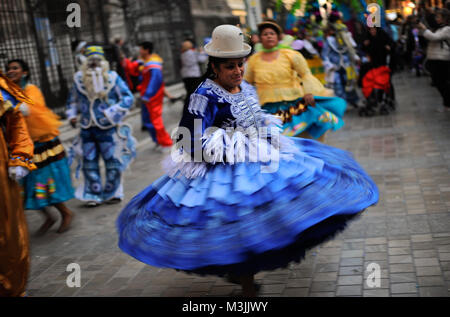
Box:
[190,0,240,46]
[0,0,204,113]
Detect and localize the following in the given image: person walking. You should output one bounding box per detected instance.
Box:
[116,25,379,297]
[66,45,136,207]
[321,20,360,108]
[180,39,208,107]
[122,41,173,149]
[418,9,450,112]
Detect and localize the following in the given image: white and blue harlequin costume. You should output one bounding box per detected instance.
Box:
[322,34,360,106]
[116,78,378,276]
[66,67,136,204]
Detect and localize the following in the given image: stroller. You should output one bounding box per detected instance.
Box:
[358,62,396,117]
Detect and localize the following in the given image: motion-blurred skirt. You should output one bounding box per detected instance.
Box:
[21,137,74,210]
[116,137,378,276]
[262,96,346,138]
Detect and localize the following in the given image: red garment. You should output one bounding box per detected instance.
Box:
[123,57,173,147]
[362,66,391,98]
[122,55,162,97]
[121,59,134,91]
[144,86,173,147]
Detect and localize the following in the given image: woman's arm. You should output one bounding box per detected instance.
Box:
[290,50,325,101]
[2,106,36,172]
[196,50,208,64]
[420,24,450,41]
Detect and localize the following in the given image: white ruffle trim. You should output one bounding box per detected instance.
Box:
[162,126,300,179]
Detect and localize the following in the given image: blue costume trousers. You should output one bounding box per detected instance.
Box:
[141,100,157,143]
[79,127,123,202]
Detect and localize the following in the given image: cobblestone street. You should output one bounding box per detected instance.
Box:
[24,72,450,297]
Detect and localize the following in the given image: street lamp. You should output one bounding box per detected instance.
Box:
[403,1,416,16]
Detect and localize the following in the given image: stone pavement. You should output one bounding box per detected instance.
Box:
[24,72,450,297]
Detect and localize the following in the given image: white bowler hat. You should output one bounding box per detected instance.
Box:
[204,25,251,58]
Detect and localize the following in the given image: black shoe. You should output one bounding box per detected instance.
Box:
[226,274,240,284]
[225,274,262,293]
[105,197,122,204]
[254,282,262,293]
[169,96,183,103]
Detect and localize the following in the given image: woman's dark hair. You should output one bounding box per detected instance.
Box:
[436,8,450,25]
[6,59,30,81]
[199,56,229,82]
[183,56,233,111]
[258,23,281,38]
[182,56,246,116]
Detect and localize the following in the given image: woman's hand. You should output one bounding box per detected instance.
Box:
[8,166,29,181]
[18,103,30,116]
[304,94,316,107]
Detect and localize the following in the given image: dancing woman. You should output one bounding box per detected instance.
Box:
[0,71,37,296]
[244,20,346,142]
[116,25,379,297]
[7,59,74,234]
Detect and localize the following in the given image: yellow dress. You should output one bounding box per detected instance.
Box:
[22,84,61,143]
[0,74,36,297]
[244,48,333,105]
[244,49,346,139]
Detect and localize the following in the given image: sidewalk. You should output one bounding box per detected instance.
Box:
[24,72,450,297]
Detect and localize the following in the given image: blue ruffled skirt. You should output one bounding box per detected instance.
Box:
[116,138,378,275]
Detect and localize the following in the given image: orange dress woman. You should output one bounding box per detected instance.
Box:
[0,71,36,297]
[6,59,74,234]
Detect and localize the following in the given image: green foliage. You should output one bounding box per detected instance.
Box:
[290,0,302,14]
[276,0,284,12]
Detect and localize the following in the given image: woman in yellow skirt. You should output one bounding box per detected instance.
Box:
[244,21,347,143]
